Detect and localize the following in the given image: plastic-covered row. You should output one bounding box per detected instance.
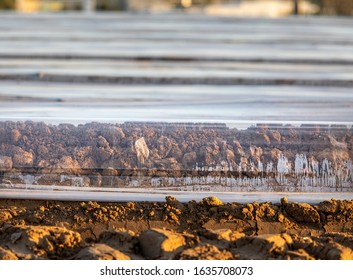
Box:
[0,120,352,192]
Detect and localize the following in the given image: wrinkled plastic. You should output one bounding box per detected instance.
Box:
[0,120,352,193]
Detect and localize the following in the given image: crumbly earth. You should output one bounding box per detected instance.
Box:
[1,197,353,260]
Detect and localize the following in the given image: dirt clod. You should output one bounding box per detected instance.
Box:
[0,246,18,260]
[74,244,131,260]
[138,228,186,259]
[200,197,223,207]
[285,202,321,223]
[179,244,233,260]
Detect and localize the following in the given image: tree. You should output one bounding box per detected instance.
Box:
[293,0,299,15]
[0,0,14,9]
[309,0,353,15]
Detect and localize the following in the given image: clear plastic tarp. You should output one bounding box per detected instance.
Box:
[0,119,352,194]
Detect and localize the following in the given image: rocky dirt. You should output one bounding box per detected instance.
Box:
[1,197,353,260]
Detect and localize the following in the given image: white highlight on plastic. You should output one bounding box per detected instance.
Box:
[148,153,352,192]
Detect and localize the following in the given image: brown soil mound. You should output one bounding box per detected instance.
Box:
[1,197,353,260]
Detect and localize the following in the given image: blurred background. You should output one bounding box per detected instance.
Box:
[0,0,352,16]
[0,0,352,123]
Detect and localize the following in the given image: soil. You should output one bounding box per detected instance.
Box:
[1,197,353,260]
